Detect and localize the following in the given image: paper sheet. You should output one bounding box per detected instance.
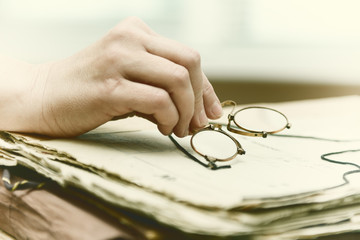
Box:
[39,118,360,209]
[1,95,360,237]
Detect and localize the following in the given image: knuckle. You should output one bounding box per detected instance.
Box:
[108,19,145,41]
[184,48,201,67]
[103,31,142,65]
[152,89,171,109]
[109,17,148,41]
[170,66,190,87]
[108,25,136,42]
[123,16,145,26]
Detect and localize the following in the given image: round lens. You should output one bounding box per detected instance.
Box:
[191,129,238,161]
[233,107,288,133]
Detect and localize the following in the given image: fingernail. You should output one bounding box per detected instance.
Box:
[211,101,223,118]
[198,109,208,127]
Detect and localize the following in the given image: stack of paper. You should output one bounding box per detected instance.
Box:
[1,96,360,239]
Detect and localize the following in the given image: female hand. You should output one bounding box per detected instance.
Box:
[0,17,222,137]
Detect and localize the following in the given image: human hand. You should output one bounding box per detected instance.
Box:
[28,17,223,137]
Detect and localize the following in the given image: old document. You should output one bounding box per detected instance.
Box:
[1,96,360,238]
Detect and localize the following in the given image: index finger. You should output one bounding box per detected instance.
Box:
[144,35,208,130]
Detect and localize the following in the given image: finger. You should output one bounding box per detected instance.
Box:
[202,73,223,120]
[144,35,208,129]
[105,78,179,136]
[122,52,194,137]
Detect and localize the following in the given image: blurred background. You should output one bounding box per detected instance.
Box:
[0,0,359,103]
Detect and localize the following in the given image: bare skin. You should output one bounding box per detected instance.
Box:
[0,17,222,138]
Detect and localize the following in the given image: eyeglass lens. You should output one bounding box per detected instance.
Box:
[233,107,289,133]
[191,129,239,161]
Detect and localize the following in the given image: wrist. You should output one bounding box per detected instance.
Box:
[0,56,52,134]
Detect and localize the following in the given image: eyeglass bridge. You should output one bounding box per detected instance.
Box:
[171,101,291,170]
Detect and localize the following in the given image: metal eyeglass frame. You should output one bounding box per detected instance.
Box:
[223,100,291,138]
[170,100,291,170]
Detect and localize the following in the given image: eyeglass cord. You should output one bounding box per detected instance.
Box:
[169,127,360,193]
[269,134,360,191]
[321,149,360,186]
[168,135,231,170]
[1,133,359,192]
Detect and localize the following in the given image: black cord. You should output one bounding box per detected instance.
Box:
[170,122,360,190]
[272,133,360,190]
[273,134,360,189]
[168,135,231,170]
[273,133,360,143]
[321,149,360,186]
[170,123,360,175]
